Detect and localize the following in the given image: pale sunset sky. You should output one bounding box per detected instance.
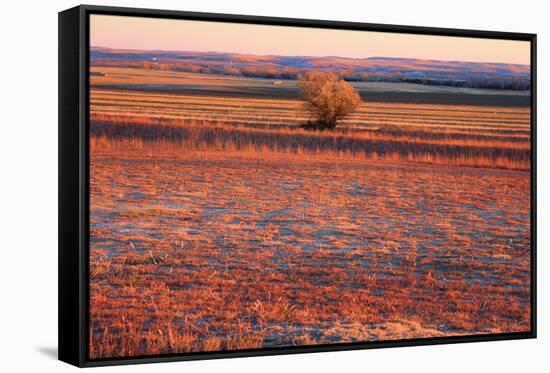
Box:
[90,15,530,65]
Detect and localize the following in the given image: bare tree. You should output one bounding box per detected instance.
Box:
[298,71,362,130]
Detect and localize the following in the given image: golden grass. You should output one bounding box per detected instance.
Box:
[90,136,529,171]
[87,72,531,358]
[90,113,530,171]
[91,88,531,135]
[88,150,531,358]
[90,112,529,149]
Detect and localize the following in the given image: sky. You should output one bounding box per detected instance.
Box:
[90,14,530,65]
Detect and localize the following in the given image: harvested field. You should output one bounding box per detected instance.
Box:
[88,67,532,359]
[90,78,531,170]
[89,149,531,358]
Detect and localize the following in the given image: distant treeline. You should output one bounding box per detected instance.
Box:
[91,58,530,91]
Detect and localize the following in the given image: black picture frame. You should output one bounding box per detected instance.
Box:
[59,4,537,367]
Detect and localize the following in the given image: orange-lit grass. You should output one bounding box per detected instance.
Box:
[88,72,531,358]
[90,112,530,149]
[89,115,530,171]
[89,149,531,358]
[90,87,531,136]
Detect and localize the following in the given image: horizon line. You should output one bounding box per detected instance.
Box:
[90,45,531,67]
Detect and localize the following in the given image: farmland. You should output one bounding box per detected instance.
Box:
[90,68,530,170]
[88,67,531,358]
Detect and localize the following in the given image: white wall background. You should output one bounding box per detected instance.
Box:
[0,0,546,370]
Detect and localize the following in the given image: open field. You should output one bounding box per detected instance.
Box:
[88,67,531,358]
[89,149,531,358]
[91,67,530,106]
[90,68,531,170]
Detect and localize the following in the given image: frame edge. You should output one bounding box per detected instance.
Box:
[62,4,537,367]
[59,5,86,368]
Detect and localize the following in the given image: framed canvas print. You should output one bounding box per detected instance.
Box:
[58,5,536,367]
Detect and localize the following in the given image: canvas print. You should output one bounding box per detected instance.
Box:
[88,14,532,359]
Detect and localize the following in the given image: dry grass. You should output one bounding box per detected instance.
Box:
[89,150,531,358]
[90,113,530,170]
[88,70,531,358]
[90,86,531,137]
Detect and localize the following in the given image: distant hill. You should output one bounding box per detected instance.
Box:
[90,47,531,91]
